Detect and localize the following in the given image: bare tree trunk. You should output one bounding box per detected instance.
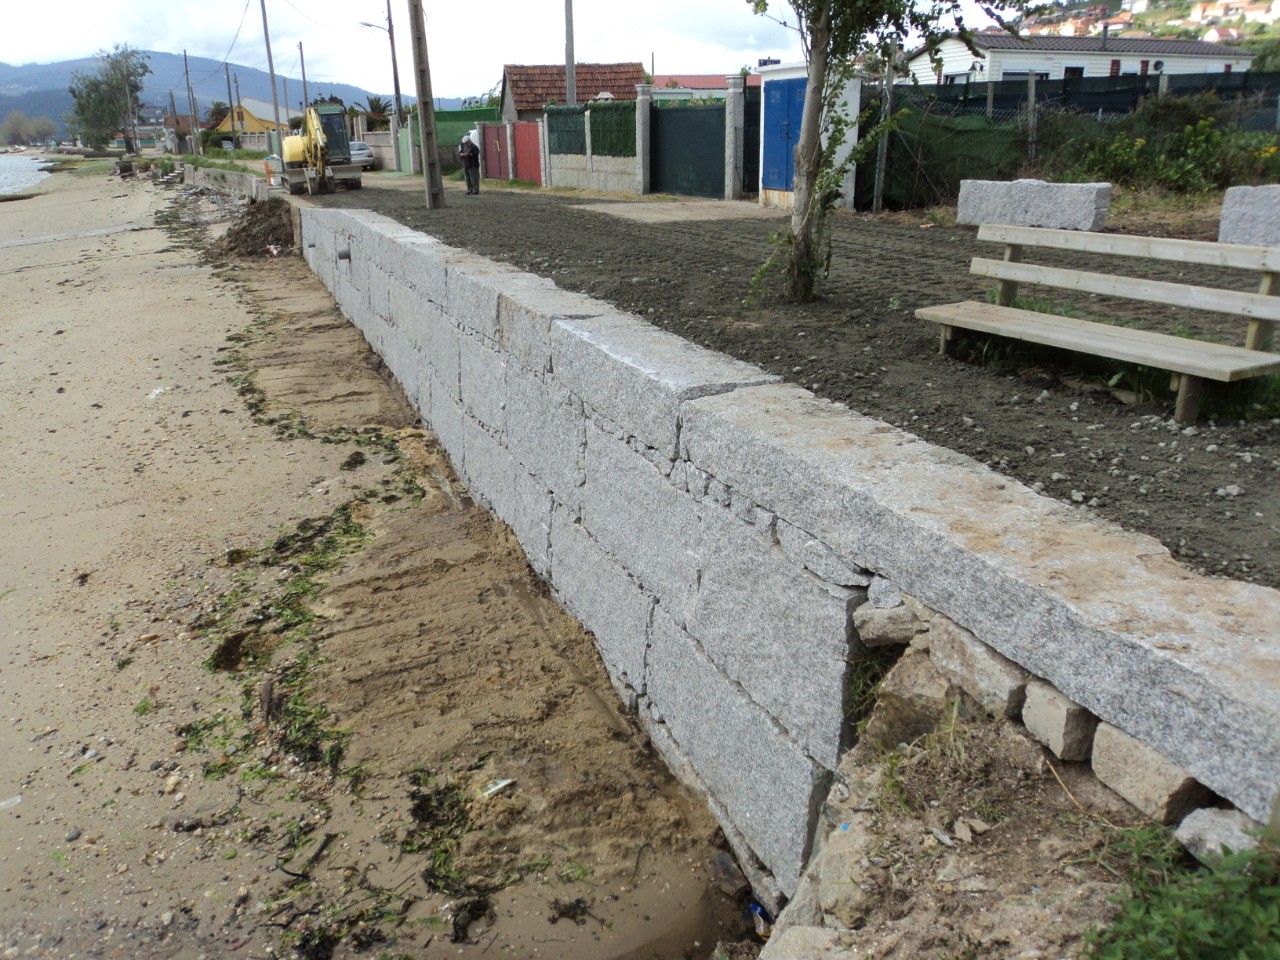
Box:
[787,3,832,301]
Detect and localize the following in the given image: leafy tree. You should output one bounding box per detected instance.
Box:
[1,110,28,145]
[206,100,231,126]
[68,45,151,150]
[26,116,57,144]
[748,0,1020,301]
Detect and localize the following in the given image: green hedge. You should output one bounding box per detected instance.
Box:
[589,100,636,157]
[546,105,586,155]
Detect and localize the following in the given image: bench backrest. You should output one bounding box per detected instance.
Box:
[974,224,1279,351]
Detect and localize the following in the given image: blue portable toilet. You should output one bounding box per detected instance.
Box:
[758,62,861,210]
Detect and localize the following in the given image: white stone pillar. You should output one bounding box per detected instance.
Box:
[505,121,516,180]
[635,83,652,196]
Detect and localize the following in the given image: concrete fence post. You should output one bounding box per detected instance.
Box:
[724,76,745,200]
[584,107,594,188]
[505,121,516,181]
[539,116,550,188]
[636,83,652,196]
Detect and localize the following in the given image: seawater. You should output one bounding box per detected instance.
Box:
[0,155,51,196]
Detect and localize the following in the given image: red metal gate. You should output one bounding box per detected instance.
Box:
[478,123,509,180]
[512,122,541,185]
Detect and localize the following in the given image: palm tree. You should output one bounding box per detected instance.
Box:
[360,95,392,130]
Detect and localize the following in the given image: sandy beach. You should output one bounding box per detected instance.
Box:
[1,166,745,958]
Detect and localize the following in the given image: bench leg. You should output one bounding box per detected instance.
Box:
[1173,374,1205,424]
[939,324,956,357]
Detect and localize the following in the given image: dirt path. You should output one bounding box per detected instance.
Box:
[323,179,1280,591]
[1,170,748,958]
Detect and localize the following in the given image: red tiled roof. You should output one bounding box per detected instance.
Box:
[651,73,764,89]
[504,63,646,111]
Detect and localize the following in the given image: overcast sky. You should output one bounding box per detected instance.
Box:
[0,0,809,99]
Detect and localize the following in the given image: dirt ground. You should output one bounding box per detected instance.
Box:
[0,169,751,958]
[322,179,1280,592]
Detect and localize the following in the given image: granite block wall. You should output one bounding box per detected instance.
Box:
[298,207,1280,904]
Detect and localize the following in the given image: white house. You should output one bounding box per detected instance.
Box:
[904,34,1253,85]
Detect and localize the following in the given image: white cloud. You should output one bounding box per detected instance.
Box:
[2,0,806,99]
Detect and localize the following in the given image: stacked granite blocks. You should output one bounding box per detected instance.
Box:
[297,207,1280,905]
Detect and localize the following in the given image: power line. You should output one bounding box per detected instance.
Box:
[276,0,332,29]
[192,0,254,84]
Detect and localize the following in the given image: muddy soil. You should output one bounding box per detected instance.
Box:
[322,182,1280,591]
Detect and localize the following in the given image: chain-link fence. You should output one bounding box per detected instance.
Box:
[859,72,1280,209]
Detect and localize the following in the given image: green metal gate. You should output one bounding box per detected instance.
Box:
[651,102,725,198]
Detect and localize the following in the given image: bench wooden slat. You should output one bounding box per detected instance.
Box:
[917,301,1280,382]
[977,223,1280,273]
[972,258,1280,324]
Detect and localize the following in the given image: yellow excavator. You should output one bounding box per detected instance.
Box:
[280,102,362,195]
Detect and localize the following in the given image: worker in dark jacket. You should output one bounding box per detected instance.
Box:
[459,135,480,195]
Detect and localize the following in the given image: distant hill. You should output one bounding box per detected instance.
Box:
[0,50,465,138]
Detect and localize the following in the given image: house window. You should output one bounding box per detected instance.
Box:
[1064,66,1085,79]
[1110,59,1121,76]
[1140,59,1149,74]
[1224,63,1233,72]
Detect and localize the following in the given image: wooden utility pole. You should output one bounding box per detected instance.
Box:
[259,0,285,152]
[407,0,444,208]
[565,0,577,106]
[224,63,237,148]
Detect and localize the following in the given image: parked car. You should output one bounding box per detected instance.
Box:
[349,141,375,171]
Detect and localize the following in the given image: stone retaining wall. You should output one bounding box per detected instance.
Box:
[183,163,274,202]
[297,206,1279,908]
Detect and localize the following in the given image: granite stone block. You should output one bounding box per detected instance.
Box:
[1023,679,1097,761]
[1092,722,1213,824]
[1175,807,1262,865]
[1219,185,1280,246]
[686,502,861,770]
[957,178,1111,231]
[928,614,1029,719]
[551,312,778,458]
[444,253,523,341]
[581,422,702,623]
[775,520,871,587]
[679,383,1280,823]
[458,331,508,438]
[505,364,586,516]
[646,608,828,897]
[549,508,654,700]
[495,279,613,375]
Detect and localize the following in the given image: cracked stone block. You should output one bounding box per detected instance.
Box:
[776,520,871,587]
[759,927,851,960]
[928,615,1029,719]
[645,608,829,897]
[1219,185,1280,245]
[853,602,919,647]
[1175,807,1262,865]
[1092,722,1214,825]
[1022,679,1097,762]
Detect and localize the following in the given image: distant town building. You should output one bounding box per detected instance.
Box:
[904,34,1253,84]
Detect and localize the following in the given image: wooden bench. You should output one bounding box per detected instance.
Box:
[917,224,1280,422]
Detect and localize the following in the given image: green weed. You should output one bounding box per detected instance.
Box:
[1084,833,1279,959]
